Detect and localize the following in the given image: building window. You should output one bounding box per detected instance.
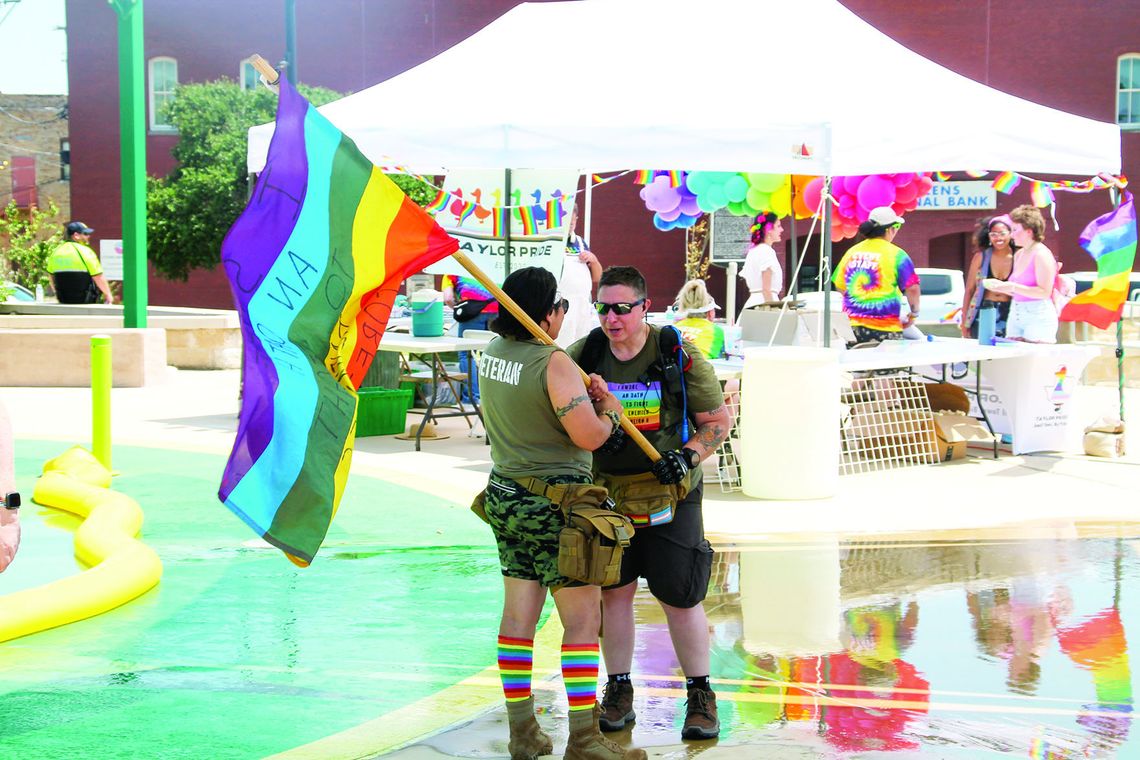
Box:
[1119,54,1140,129]
[240,60,259,91]
[60,138,70,181]
[148,57,179,131]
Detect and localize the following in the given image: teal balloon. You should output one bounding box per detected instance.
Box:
[724,175,749,203]
[705,186,729,211]
[686,171,712,194]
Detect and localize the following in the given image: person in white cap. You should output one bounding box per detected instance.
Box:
[672,279,726,359]
[831,206,921,346]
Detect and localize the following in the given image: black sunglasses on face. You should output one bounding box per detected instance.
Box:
[593,298,646,316]
[556,297,569,314]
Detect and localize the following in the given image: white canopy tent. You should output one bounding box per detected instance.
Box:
[247,0,1120,176]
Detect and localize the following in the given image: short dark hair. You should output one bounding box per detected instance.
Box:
[490,267,557,339]
[597,266,646,299]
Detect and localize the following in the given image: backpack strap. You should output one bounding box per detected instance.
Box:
[577,326,609,374]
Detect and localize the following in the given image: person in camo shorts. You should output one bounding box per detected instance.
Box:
[478,266,645,760]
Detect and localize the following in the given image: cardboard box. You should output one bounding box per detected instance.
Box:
[933,412,996,461]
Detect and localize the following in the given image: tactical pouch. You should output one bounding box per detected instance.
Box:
[594,471,691,528]
[470,488,489,524]
[557,508,634,587]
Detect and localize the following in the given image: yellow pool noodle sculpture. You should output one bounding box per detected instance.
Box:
[0,447,162,643]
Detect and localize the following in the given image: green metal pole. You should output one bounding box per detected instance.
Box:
[91,335,113,470]
[112,0,148,328]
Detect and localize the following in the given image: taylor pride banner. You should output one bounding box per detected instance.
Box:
[424,169,579,283]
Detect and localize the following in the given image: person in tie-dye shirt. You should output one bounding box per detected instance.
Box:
[442,275,499,407]
[831,206,921,345]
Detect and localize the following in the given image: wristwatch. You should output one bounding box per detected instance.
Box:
[681,447,701,469]
[1,491,20,509]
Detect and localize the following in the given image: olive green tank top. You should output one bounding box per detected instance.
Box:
[479,336,592,480]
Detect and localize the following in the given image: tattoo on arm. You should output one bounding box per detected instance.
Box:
[692,405,731,455]
[555,394,590,418]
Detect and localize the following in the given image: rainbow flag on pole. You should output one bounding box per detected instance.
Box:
[1059,193,1137,329]
[218,79,458,565]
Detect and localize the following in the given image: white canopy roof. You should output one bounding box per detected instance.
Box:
[247,0,1120,177]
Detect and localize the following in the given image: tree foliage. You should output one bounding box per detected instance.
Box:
[0,199,63,295]
[147,80,338,280]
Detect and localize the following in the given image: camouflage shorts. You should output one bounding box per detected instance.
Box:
[484,471,591,587]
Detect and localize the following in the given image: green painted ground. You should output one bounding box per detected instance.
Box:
[0,441,510,759]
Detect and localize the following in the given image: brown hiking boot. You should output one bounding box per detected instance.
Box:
[598,680,635,731]
[566,704,647,760]
[506,697,553,760]
[681,687,720,740]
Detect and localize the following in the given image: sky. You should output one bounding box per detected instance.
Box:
[0,0,68,94]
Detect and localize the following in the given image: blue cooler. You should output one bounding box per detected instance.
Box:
[411,290,444,337]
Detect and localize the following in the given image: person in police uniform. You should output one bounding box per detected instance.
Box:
[46,221,113,304]
[478,266,645,760]
[568,265,732,741]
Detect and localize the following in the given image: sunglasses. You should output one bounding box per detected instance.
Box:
[593,298,646,316]
[556,297,569,314]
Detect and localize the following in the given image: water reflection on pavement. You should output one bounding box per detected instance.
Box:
[408,523,1138,759]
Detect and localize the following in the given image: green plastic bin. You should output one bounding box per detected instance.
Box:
[357,387,414,436]
[398,380,417,409]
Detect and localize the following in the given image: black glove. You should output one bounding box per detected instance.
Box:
[652,448,693,485]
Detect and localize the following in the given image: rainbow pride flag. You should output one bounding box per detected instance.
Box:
[517,205,538,235]
[546,198,565,229]
[424,190,450,214]
[218,79,458,565]
[633,170,653,185]
[991,171,1021,194]
[492,206,508,237]
[1059,193,1137,329]
[1030,181,1055,208]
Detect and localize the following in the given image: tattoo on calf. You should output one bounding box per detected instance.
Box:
[555,394,590,418]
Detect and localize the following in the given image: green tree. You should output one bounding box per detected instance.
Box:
[0,200,62,295]
[147,80,436,281]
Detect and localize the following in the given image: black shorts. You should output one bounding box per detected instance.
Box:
[607,482,713,608]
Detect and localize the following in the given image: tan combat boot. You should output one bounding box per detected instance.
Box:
[506,696,554,760]
[565,703,647,760]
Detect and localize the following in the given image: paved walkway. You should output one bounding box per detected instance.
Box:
[5,368,1139,759]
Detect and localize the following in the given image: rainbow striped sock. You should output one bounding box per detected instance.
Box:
[498,635,534,702]
[561,643,600,712]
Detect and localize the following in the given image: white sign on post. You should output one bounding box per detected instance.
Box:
[99,239,123,281]
[424,169,579,284]
[915,181,997,211]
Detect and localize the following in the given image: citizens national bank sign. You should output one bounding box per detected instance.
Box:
[916,181,997,211]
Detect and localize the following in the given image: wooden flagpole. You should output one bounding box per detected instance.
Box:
[249,54,661,462]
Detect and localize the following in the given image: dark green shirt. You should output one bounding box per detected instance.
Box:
[479,336,593,480]
[567,326,723,479]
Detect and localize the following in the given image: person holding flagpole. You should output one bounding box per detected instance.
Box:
[478,266,646,760]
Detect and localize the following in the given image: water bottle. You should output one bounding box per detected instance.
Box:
[977,303,997,346]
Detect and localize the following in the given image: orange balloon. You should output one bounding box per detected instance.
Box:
[791,175,818,219]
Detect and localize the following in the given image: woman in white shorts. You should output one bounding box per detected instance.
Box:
[982,205,1058,343]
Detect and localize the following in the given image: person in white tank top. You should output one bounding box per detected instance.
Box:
[738,211,784,319]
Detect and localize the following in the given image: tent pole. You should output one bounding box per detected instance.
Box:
[584,171,593,244]
[788,208,799,299]
[504,169,513,277]
[822,176,833,348]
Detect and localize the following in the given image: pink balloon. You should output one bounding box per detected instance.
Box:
[891,202,907,216]
[893,172,915,187]
[842,175,865,195]
[916,174,934,193]
[894,182,918,204]
[802,178,824,215]
[856,202,871,222]
[838,195,856,216]
[856,175,897,211]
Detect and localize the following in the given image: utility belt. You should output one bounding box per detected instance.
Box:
[470,473,634,587]
[593,470,692,528]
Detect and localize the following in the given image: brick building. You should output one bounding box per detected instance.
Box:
[0,94,71,222]
[64,0,1139,310]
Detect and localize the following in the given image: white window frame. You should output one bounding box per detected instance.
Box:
[148,56,179,132]
[1117,53,1140,131]
[240,60,259,91]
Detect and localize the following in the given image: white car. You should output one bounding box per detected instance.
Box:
[2,280,35,303]
[791,267,964,324]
